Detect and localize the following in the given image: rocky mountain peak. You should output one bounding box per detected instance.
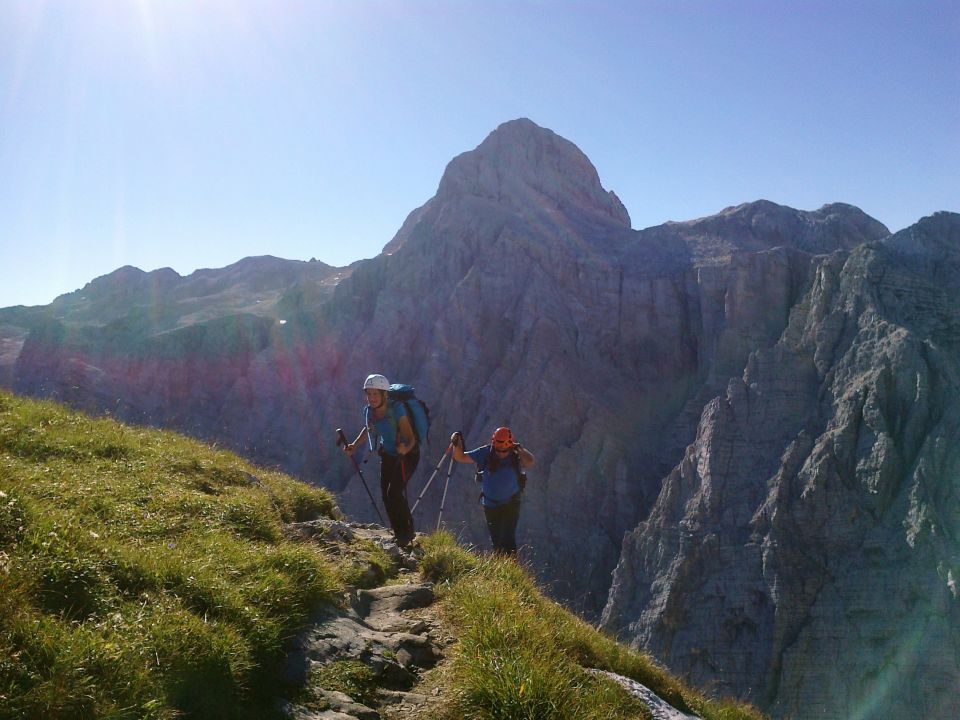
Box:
[49,265,182,319]
[665,199,890,266]
[73,265,181,296]
[883,210,960,259]
[877,211,960,303]
[438,118,629,225]
[382,118,630,255]
[709,199,889,240]
[43,255,344,330]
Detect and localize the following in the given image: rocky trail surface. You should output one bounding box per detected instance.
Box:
[278,520,451,720]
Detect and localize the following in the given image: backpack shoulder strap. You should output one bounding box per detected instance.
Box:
[514,451,527,491]
[365,403,399,451]
[363,405,378,452]
[473,445,490,482]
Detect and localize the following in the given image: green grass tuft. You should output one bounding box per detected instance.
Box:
[307,659,379,708]
[337,538,398,589]
[0,390,341,719]
[418,528,478,584]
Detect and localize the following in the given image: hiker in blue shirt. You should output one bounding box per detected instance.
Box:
[451,426,535,556]
[343,374,419,547]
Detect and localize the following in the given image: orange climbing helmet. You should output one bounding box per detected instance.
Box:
[491,427,516,451]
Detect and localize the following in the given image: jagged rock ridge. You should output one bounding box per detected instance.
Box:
[601,212,960,720]
[0,118,955,719]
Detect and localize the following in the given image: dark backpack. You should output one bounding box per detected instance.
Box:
[364,383,431,448]
[475,445,527,497]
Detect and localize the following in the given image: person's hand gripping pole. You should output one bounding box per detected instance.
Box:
[410,432,460,514]
[436,432,461,530]
[336,427,384,524]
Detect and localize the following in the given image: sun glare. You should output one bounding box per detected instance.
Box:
[73,1,269,79]
[132,0,161,74]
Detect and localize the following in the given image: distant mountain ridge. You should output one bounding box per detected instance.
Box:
[47,255,346,328]
[1,118,956,720]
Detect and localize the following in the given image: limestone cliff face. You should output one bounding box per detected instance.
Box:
[314,120,887,616]
[2,118,946,718]
[601,212,960,720]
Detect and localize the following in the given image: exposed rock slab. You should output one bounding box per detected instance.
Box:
[281,694,379,720]
[351,584,435,633]
[588,669,701,720]
[284,583,442,693]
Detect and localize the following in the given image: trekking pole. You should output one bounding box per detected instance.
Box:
[410,443,453,514]
[436,452,457,531]
[434,431,464,528]
[336,428,384,524]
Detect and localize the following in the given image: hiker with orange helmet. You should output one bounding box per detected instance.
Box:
[450,427,535,556]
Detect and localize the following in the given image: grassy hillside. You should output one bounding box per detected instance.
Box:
[418,533,764,720]
[0,390,339,719]
[0,390,764,720]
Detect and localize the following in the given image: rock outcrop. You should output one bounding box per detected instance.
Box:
[601,212,960,719]
[1,118,955,718]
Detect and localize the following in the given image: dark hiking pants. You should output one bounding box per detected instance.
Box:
[483,493,521,556]
[379,447,419,546]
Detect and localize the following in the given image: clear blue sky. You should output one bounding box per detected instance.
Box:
[1,0,957,308]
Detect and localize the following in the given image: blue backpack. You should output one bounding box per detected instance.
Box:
[364,383,431,449]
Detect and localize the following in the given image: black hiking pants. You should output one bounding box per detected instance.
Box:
[483,493,521,556]
[379,447,419,547]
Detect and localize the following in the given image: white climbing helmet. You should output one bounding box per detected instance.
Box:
[363,374,390,391]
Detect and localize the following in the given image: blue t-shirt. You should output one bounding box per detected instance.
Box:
[365,402,408,455]
[467,444,522,507]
